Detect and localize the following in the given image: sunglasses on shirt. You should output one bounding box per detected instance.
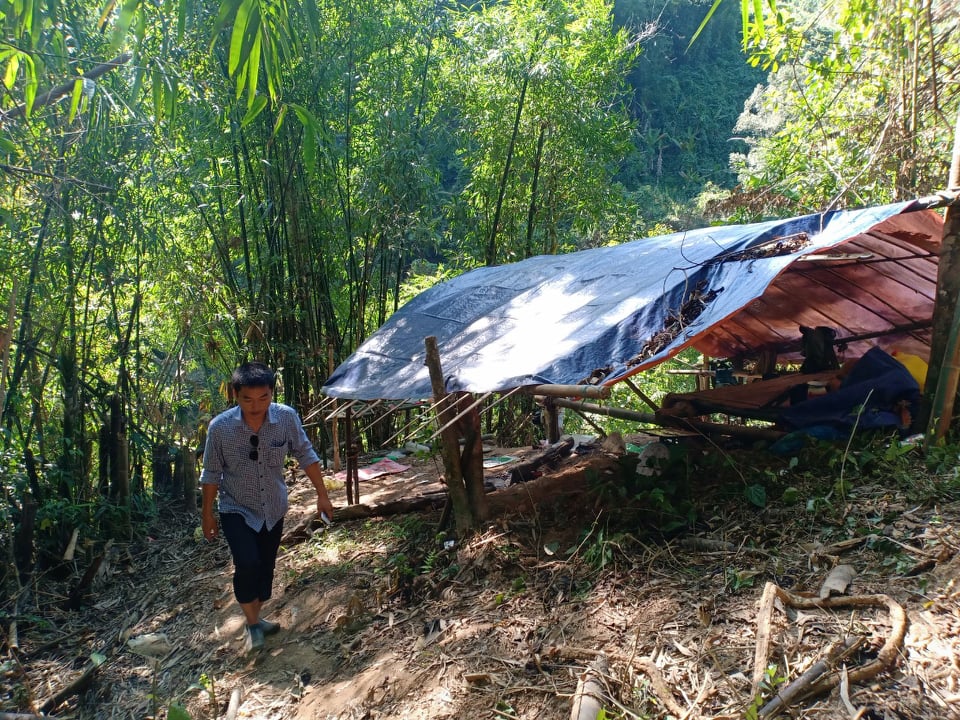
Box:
[249,434,259,461]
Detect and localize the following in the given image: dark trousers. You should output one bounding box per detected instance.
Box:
[219,513,284,605]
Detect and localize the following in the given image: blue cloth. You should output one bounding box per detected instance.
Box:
[200,403,319,531]
[780,347,919,434]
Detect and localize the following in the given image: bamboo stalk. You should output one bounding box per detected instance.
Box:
[523,383,611,399]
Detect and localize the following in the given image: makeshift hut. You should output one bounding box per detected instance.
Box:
[331,198,953,422]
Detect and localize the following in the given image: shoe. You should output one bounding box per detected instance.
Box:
[259,618,281,636]
[245,623,265,653]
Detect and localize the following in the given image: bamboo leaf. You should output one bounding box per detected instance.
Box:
[245,27,261,107]
[741,1,751,49]
[152,65,163,121]
[687,0,724,50]
[302,123,317,176]
[3,52,19,92]
[289,103,318,173]
[176,0,187,41]
[819,564,856,599]
[111,0,142,52]
[262,34,278,103]
[240,94,267,127]
[210,0,244,52]
[0,133,19,156]
[228,0,256,77]
[22,53,37,118]
[98,0,119,32]
[165,75,178,124]
[270,103,288,139]
[68,77,83,122]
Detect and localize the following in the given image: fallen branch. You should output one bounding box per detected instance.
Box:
[759,637,864,718]
[547,645,685,718]
[38,661,100,714]
[751,581,779,695]
[282,492,451,542]
[751,583,907,717]
[570,653,608,720]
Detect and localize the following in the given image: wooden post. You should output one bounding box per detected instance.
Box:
[352,441,360,505]
[925,107,960,440]
[549,397,786,442]
[424,336,475,535]
[344,406,355,505]
[543,398,561,443]
[454,392,489,524]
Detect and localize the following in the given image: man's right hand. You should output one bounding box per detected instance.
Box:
[201,513,218,541]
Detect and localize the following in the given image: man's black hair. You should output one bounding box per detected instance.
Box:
[231,362,276,392]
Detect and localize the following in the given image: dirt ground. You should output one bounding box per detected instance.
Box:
[8,437,960,720]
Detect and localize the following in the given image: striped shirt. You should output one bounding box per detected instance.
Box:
[200,403,320,531]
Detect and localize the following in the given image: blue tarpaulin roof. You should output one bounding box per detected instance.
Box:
[323,201,943,400]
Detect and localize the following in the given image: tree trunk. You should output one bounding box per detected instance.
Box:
[13,492,36,583]
[97,424,110,496]
[177,446,198,511]
[58,348,83,500]
[923,108,960,438]
[525,123,548,259]
[151,443,172,496]
[109,395,129,504]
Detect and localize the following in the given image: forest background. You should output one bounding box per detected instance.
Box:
[0,0,958,580]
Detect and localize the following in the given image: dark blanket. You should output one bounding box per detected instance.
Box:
[780,346,919,433]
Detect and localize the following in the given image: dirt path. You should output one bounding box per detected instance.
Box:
[9,444,960,720]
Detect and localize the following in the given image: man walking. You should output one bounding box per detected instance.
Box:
[200,362,335,652]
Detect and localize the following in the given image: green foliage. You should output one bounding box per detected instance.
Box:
[730,0,959,212]
[615,0,765,191]
[166,703,193,720]
[745,664,787,719]
[445,0,640,264]
[743,482,766,508]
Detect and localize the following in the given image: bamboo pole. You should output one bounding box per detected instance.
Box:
[0,278,16,415]
[523,383,611,399]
